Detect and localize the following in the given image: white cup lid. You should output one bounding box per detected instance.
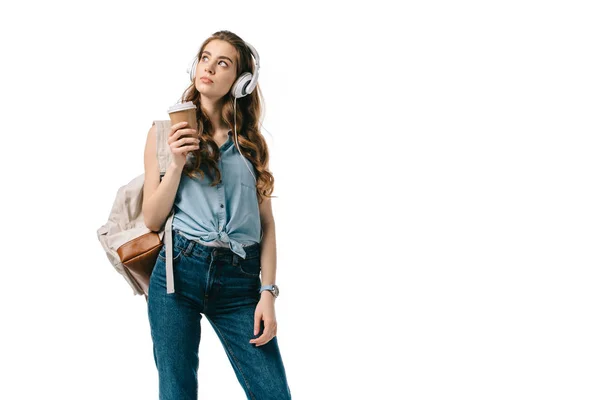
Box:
[167,101,196,113]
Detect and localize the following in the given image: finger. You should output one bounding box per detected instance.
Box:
[254,315,262,336]
[169,125,193,143]
[172,128,193,141]
[250,330,273,346]
[169,121,188,137]
[172,143,199,154]
[174,137,200,147]
[170,141,199,154]
[183,127,198,138]
[250,323,274,342]
[259,336,274,346]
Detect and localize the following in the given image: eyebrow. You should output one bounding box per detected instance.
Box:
[201,51,234,64]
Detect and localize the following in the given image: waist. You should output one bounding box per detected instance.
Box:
[172,229,260,259]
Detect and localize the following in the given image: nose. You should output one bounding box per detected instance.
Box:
[205,60,216,74]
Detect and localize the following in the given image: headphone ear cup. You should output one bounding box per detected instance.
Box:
[230,72,253,98]
[187,57,198,82]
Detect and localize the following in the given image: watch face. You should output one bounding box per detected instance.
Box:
[273,285,279,297]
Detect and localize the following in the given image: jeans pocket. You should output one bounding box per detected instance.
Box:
[157,243,185,262]
[238,255,261,277]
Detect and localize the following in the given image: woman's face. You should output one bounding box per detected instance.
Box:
[195,39,239,101]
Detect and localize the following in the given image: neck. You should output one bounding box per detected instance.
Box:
[200,96,229,133]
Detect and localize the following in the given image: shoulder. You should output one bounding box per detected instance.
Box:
[148,122,157,138]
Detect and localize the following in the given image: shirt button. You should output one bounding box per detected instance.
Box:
[220,204,224,208]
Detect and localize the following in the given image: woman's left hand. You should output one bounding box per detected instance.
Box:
[249,292,277,346]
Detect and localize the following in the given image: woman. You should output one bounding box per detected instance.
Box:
[142,30,292,400]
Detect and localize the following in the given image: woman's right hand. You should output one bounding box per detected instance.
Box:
[168,121,200,169]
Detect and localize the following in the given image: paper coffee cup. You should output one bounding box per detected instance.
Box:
[167,101,198,131]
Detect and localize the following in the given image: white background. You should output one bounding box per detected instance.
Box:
[1,1,599,399]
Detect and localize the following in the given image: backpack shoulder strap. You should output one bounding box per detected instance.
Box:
[153,120,173,178]
[152,119,177,294]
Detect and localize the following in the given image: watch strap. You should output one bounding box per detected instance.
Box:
[259,284,275,293]
[259,284,278,298]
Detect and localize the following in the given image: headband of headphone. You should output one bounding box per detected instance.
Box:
[186,41,260,99]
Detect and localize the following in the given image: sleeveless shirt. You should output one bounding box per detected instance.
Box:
[171,131,262,259]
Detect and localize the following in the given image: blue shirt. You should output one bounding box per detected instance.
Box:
[171,131,262,259]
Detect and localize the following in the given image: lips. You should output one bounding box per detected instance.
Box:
[200,77,213,83]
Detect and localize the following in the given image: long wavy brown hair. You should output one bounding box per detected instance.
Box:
[178,30,275,204]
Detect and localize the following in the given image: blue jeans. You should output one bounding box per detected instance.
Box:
[147,229,292,400]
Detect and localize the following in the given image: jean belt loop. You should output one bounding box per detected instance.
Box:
[185,241,194,256]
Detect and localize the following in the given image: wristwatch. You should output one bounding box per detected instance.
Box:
[259,284,279,298]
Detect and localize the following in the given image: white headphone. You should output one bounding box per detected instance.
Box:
[186,41,260,184]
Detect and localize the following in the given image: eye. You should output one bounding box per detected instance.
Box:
[201,55,228,67]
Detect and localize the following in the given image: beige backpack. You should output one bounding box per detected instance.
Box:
[96,120,177,299]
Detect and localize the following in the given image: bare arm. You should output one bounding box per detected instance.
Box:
[142,123,184,232]
[259,196,277,298]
